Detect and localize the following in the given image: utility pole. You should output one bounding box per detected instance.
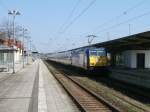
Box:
[87,34,96,46]
[21,28,27,68]
[129,24,131,35]
[7,13,11,72]
[106,32,110,41]
[29,39,32,60]
[8,10,20,73]
[26,36,31,65]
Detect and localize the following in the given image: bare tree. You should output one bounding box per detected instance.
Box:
[0,19,21,40]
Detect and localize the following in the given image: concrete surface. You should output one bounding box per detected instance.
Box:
[0,60,39,112]
[39,60,79,112]
[110,68,150,89]
[0,60,79,112]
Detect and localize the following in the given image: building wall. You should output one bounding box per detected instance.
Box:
[14,49,22,62]
[123,50,150,68]
[0,49,23,65]
[123,51,132,67]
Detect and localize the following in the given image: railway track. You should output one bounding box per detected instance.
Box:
[45,60,150,112]
[45,62,120,112]
[59,67,150,105]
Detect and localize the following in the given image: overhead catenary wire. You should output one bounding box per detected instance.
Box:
[122,0,148,14]
[117,0,148,19]
[58,0,82,34]
[60,0,96,34]
[95,10,150,34]
[92,0,148,33]
[54,0,96,52]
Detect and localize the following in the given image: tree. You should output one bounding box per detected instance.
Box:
[0,19,21,40]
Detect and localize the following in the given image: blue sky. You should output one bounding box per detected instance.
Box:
[0,0,150,53]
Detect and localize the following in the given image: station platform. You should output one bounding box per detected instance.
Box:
[0,60,79,112]
[110,67,150,89]
[38,60,79,112]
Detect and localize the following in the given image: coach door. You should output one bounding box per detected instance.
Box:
[136,53,145,69]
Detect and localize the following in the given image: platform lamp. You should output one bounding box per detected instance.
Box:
[8,10,21,73]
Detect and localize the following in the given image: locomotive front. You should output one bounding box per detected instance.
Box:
[88,48,108,69]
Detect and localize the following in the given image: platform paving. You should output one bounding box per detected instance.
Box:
[39,60,79,112]
[0,60,79,112]
[110,67,150,89]
[0,60,39,112]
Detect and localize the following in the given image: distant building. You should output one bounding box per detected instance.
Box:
[0,32,24,71]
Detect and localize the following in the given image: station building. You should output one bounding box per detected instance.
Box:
[93,31,150,69]
[0,32,24,71]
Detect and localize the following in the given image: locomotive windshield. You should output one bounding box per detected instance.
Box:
[90,51,97,56]
[97,50,106,56]
[90,50,106,56]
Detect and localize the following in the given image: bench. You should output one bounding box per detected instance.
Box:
[0,67,7,72]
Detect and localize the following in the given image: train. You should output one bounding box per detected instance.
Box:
[47,47,109,71]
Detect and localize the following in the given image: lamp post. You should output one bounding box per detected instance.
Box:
[25,36,31,65]
[21,28,27,68]
[8,10,20,73]
[29,40,33,57]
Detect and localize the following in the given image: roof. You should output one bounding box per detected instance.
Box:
[52,31,150,54]
[0,45,17,52]
[93,31,150,52]
[67,31,150,53]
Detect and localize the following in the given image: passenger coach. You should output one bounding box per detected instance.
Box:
[48,47,108,71]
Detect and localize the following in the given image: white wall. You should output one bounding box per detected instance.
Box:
[123,50,150,68]
[123,51,132,67]
[14,48,22,62]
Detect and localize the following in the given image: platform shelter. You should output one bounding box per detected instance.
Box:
[93,31,150,69]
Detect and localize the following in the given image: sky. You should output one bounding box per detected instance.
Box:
[0,0,150,53]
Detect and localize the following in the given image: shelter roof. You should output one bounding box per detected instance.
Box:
[93,31,150,52]
[0,45,17,52]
